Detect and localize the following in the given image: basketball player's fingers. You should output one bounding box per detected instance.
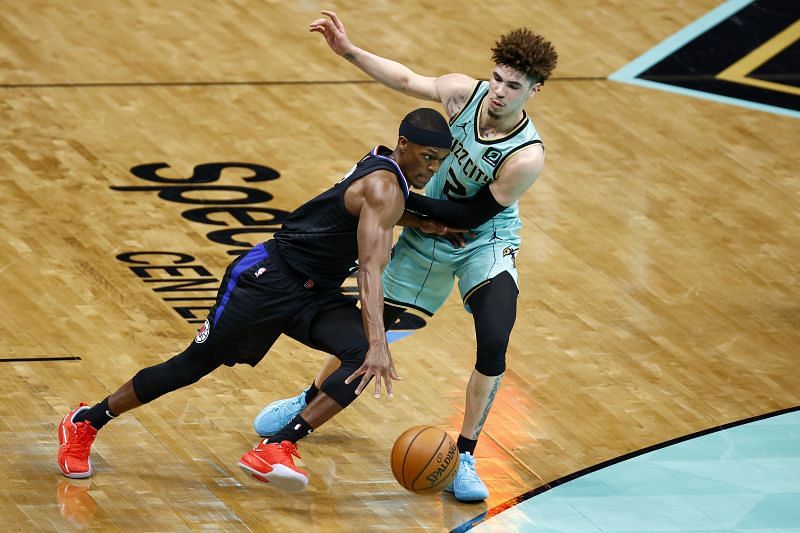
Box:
[309,25,326,38]
[317,12,337,31]
[373,375,384,399]
[387,360,401,379]
[454,229,470,245]
[349,365,373,393]
[447,233,466,247]
[344,365,366,385]
[384,375,394,398]
[357,373,375,396]
[310,18,334,30]
[309,22,331,36]
[322,10,345,32]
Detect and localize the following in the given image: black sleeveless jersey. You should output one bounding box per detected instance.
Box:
[273,146,409,289]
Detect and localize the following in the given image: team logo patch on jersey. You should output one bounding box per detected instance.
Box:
[195,319,210,344]
[482,148,503,167]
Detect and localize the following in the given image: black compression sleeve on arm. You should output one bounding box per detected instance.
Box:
[405,185,506,228]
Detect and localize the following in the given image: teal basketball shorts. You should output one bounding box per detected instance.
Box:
[382,227,520,316]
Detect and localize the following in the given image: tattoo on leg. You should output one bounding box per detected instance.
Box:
[470,375,503,439]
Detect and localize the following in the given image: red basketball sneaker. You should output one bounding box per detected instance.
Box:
[57,404,98,479]
[238,440,308,492]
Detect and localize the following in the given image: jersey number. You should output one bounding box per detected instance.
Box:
[442,168,467,201]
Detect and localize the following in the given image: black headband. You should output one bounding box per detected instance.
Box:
[399,120,453,149]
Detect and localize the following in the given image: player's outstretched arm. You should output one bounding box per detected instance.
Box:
[309,10,474,113]
[345,172,405,398]
[405,186,505,230]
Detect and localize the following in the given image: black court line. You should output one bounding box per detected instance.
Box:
[0,76,606,90]
[451,404,800,533]
[0,356,82,362]
[0,79,378,89]
[644,74,800,83]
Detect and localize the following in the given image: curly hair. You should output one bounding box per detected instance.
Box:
[491,28,558,85]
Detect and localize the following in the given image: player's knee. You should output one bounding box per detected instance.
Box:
[319,344,368,407]
[334,342,368,371]
[474,337,507,376]
[172,342,219,384]
[132,342,219,404]
[319,371,359,407]
[319,364,363,407]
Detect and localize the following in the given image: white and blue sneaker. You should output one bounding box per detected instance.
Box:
[445,452,489,502]
[253,388,308,437]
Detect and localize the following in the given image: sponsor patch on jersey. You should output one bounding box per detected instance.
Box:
[254,267,267,278]
[482,147,503,167]
[195,319,210,344]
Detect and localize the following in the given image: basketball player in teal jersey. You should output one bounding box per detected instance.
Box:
[254,12,558,502]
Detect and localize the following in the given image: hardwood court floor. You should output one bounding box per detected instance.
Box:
[1,1,798,531]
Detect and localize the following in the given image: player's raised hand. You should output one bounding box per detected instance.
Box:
[309,11,355,57]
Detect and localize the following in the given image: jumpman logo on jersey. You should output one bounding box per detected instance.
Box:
[455,121,469,135]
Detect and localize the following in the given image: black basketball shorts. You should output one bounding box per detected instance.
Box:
[196,240,355,366]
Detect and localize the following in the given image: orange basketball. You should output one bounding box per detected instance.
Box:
[390,425,459,494]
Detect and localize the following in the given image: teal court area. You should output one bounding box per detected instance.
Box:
[462,409,800,532]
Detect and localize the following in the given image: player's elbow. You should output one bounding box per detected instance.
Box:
[399,73,437,101]
[395,72,416,95]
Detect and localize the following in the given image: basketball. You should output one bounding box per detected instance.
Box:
[390,425,459,494]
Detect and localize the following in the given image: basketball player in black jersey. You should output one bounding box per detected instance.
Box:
[57,108,460,492]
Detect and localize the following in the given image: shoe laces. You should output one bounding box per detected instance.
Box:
[279,441,302,459]
[260,439,302,460]
[66,421,96,456]
[277,396,305,418]
[459,453,481,484]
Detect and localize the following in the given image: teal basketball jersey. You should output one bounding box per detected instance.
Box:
[425,80,542,236]
[381,80,543,315]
